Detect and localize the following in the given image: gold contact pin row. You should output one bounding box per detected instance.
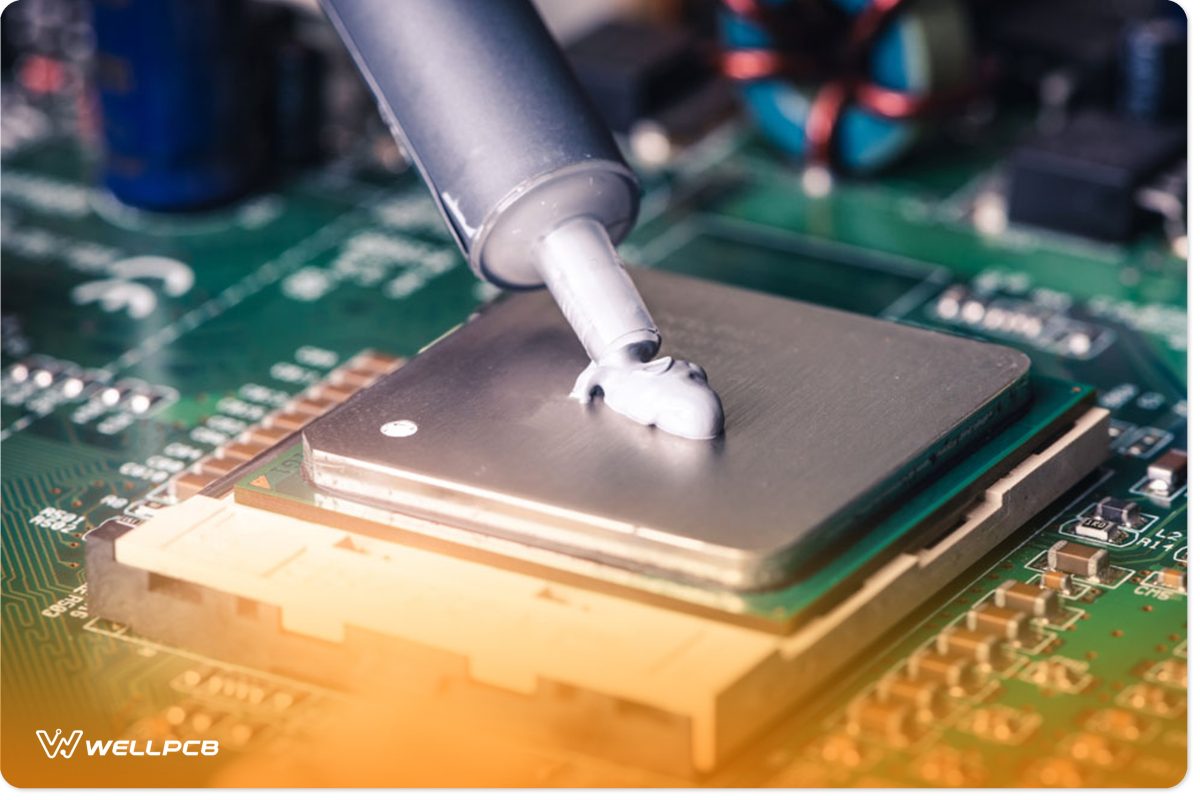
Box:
[170,350,406,501]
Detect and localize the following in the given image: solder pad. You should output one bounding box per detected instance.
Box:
[300,269,1033,590]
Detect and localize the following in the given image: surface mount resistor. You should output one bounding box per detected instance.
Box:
[1047,540,1109,578]
[967,604,1030,641]
[1095,496,1142,527]
[907,650,974,689]
[848,698,914,743]
[1159,568,1187,592]
[994,579,1059,619]
[876,675,945,716]
[1146,449,1187,496]
[1075,517,1119,542]
[937,627,1000,666]
[1041,570,1075,594]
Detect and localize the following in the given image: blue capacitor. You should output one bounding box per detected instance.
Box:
[92,0,250,210]
[1121,17,1186,123]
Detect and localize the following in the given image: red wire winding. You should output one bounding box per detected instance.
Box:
[720,0,981,168]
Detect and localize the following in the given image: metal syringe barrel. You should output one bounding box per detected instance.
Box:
[320,0,643,292]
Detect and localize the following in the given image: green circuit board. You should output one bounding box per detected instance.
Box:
[1,100,1187,787]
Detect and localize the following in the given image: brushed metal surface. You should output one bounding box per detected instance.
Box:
[303,270,1031,589]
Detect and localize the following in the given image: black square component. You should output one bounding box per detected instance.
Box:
[1007,112,1185,241]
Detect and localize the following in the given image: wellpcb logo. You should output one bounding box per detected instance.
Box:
[36,729,83,759]
[36,728,219,759]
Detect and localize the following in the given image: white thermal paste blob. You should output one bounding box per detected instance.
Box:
[571,354,725,440]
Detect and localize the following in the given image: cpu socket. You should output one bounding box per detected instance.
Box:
[91,270,1106,772]
[301,270,1032,590]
